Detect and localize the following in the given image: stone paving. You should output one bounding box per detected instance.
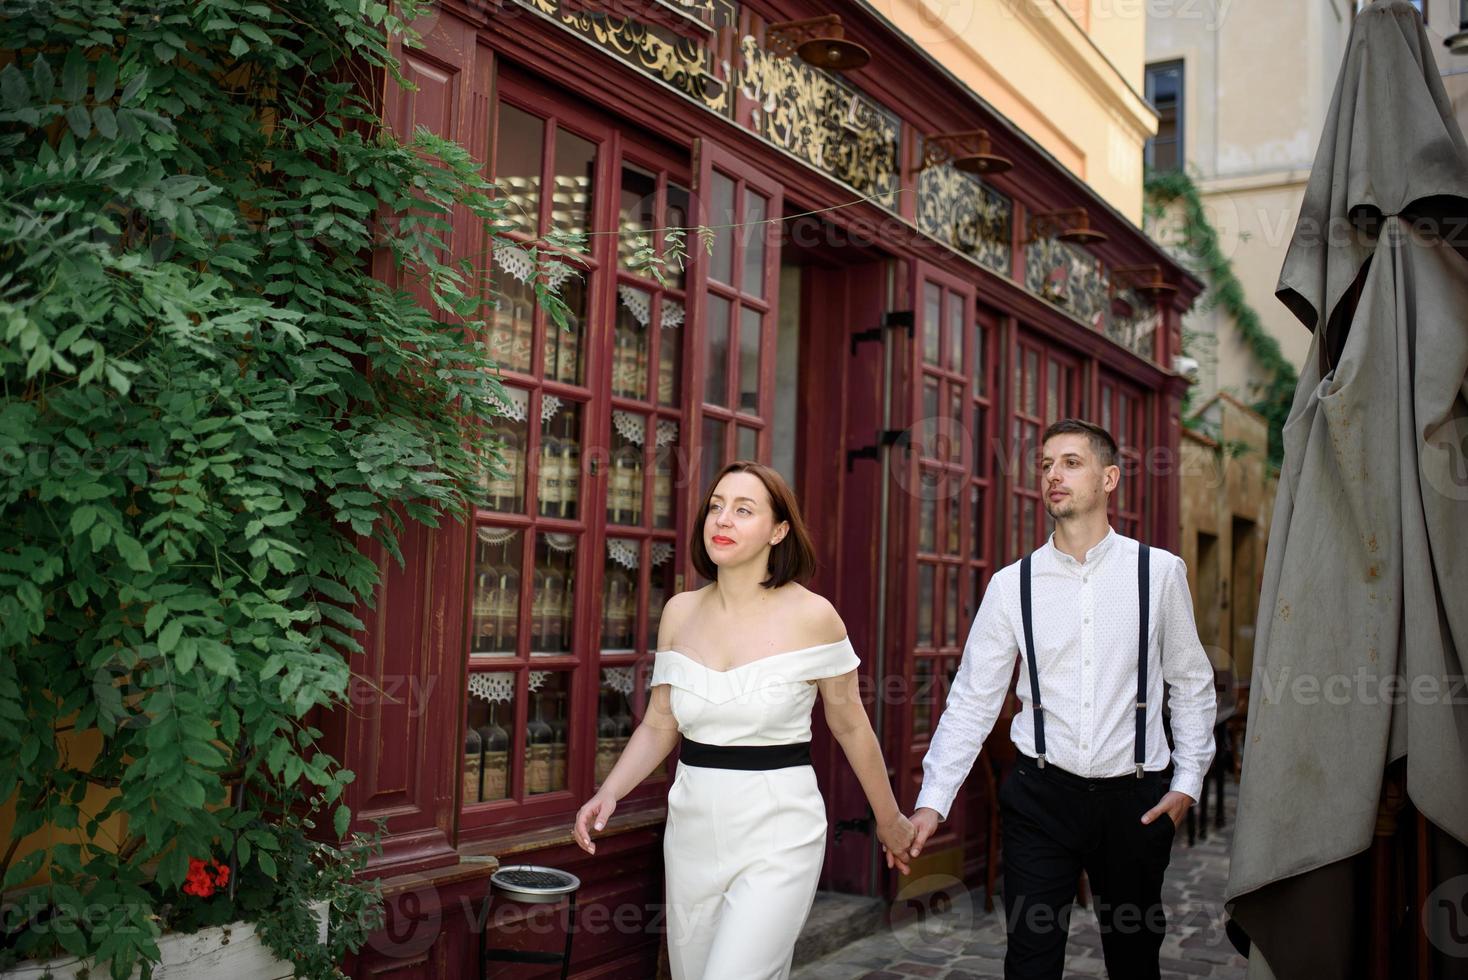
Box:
[794,780,1247,980]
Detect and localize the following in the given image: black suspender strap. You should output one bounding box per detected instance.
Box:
[1020,554,1045,767]
[1136,543,1150,778]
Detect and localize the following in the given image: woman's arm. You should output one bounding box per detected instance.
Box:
[818,669,914,874]
[573,595,688,854]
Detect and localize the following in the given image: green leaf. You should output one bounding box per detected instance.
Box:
[61,49,88,102]
[157,619,182,655]
[334,804,351,837]
[0,65,28,109]
[230,35,250,58]
[114,534,151,573]
[94,55,117,103]
[3,849,45,889]
[94,105,118,140]
[65,104,91,139]
[258,850,277,879]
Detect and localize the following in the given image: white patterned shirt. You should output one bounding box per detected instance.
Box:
[915,528,1216,820]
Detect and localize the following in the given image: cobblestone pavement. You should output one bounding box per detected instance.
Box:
[795,779,1247,980]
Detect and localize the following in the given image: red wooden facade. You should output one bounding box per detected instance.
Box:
[325,1,1204,974]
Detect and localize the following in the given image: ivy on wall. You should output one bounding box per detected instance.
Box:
[0,1,569,976]
[1145,169,1298,467]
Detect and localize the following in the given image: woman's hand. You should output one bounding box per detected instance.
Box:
[573,790,617,855]
[876,811,916,874]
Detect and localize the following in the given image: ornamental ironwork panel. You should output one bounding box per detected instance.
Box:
[738,35,902,208]
[915,161,1012,275]
[1025,236,1159,359]
[525,0,736,113]
[1103,286,1160,359]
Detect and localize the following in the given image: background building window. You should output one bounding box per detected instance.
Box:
[1145,61,1184,173]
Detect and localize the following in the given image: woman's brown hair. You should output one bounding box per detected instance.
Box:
[690,460,816,588]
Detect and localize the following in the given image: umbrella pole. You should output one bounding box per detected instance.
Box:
[1368,774,1407,979]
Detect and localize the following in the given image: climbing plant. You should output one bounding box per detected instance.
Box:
[0,1,571,976]
[1145,168,1298,467]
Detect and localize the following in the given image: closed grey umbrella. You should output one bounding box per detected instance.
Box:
[1224,2,1468,978]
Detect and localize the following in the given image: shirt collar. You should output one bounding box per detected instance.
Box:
[1046,526,1117,568]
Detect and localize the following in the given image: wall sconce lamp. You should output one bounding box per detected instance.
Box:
[1027,206,1107,246]
[921,129,1013,176]
[1112,264,1178,298]
[766,15,870,71]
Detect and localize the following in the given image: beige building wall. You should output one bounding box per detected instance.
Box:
[877,0,1156,221]
[1145,0,1353,405]
[1147,0,1466,405]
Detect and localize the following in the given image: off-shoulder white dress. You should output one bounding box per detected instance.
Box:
[650,638,860,980]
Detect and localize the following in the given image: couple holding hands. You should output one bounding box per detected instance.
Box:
[574,418,1216,980]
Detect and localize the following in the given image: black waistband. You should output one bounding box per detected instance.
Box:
[679,737,812,771]
[1015,752,1171,790]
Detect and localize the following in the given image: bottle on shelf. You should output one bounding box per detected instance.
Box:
[471,563,497,655]
[530,566,548,653]
[463,725,483,804]
[477,703,509,801]
[602,564,633,651]
[595,689,620,786]
[558,431,580,519]
[494,553,520,655]
[525,692,554,795]
[543,564,566,653]
[538,430,563,518]
[548,689,568,792]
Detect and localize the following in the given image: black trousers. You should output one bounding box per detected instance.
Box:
[999,754,1176,980]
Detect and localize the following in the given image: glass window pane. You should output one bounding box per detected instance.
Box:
[653,419,680,530]
[710,172,735,284]
[544,274,587,386]
[1008,494,1020,562]
[471,527,524,656]
[482,387,529,513]
[614,286,651,401]
[945,567,961,645]
[947,292,964,372]
[658,297,683,407]
[914,659,934,735]
[917,564,935,646]
[648,543,677,648]
[1047,360,1060,423]
[922,377,941,457]
[537,399,583,520]
[973,404,988,478]
[974,323,988,398]
[551,128,596,238]
[466,672,516,803]
[739,306,762,414]
[489,262,535,375]
[920,494,937,553]
[947,485,962,555]
[923,282,941,365]
[949,385,964,463]
[495,104,542,237]
[618,165,658,272]
[742,192,768,298]
[737,424,757,461]
[1012,346,1025,419]
[1025,349,1041,415]
[705,295,731,408]
[526,671,570,795]
[596,668,635,787]
[1101,384,1114,432]
[601,538,641,653]
[701,416,726,492]
[664,183,691,291]
[971,485,984,561]
[1023,497,1038,551]
[1024,422,1040,490]
[608,412,647,526]
[531,533,578,656]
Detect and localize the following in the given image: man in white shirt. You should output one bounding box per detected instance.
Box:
[907,419,1216,980]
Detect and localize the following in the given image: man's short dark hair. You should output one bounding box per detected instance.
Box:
[1041,418,1119,468]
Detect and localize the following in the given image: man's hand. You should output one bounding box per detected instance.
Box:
[908,807,941,859]
[1142,790,1194,829]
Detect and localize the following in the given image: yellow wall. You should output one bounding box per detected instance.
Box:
[878,0,1157,222]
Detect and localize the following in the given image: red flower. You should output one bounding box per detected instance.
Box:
[182,857,231,898]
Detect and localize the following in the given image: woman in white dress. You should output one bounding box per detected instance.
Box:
[574,460,914,980]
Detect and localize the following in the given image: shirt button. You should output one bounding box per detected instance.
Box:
[1083,701,1090,707]
[1081,742,1089,750]
[1083,616,1091,624]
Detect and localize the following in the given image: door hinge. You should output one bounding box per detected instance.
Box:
[846,429,906,472]
[833,813,873,844]
[850,310,915,355]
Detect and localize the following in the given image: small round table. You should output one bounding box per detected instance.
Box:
[477,865,582,979]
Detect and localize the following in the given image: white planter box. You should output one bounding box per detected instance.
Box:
[1,901,328,980]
